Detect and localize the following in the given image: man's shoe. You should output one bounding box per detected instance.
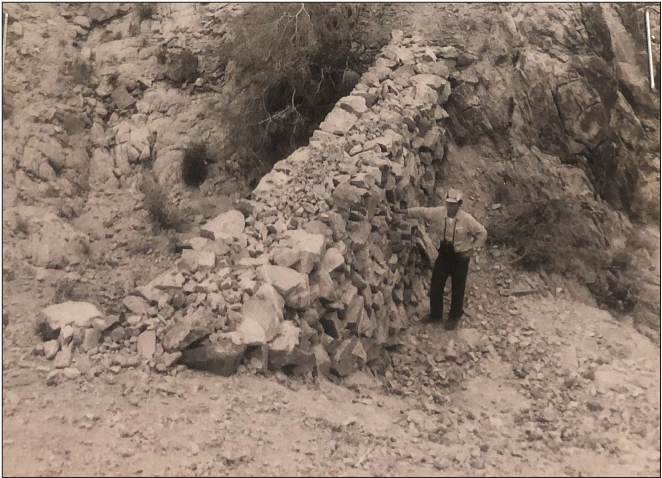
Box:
[421,313,443,324]
[444,317,461,330]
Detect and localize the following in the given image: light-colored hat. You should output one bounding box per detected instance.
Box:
[444,188,463,203]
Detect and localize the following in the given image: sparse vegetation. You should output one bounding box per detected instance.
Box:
[52,276,93,305]
[222,3,386,172]
[13,216,30,236]
[136,3,157,22]
[181,142,210,188]
[62,56,93,85]
[488,196,637,313]
[140,174,184,232]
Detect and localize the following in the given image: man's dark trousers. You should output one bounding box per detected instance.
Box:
[429,243,470,322]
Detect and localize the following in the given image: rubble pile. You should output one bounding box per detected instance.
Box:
[37,30,461,378]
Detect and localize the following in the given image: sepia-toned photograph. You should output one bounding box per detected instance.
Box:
[2,2,660,476]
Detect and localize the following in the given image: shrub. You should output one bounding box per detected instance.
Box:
[140,174,184,232]
[223,3,381,171]
[53,279,79,304]
[135,3,156,21]
[13,216,30,236]
[488,196,636,312]
[181,142,210,188]
[64,56,93,85]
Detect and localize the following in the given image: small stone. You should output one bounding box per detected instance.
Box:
[91,318,108,331]
[125,355,141,368]
[44,340,60,360]
[81,328,101,351]
[62,367,81,379]
[53,343,73,369]
[60,324,75,344]
[72,15,91,29]
[137,330,156,360]
[111,86,136,110]
[162,352,182,368]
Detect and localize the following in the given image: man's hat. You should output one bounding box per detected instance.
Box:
[444,188,463,203]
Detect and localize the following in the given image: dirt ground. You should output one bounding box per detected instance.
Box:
[2,3,660,477]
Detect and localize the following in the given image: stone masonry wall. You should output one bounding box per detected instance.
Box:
[40,31,464,378]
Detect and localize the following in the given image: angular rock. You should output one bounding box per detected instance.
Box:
[411,73,445,89]
[331,338,367,377]
[86,3,119,22]
[59,325,75,345]
[44,340,60,360]
[162,308,215,352]
[122,295,150,316]
[137,330,156,359]
[253,170,291,195]
[149,271,185,291]
[162,352,182,368]
[111,86,136,110]
[321,247,345,273]
[302,220,333,239]
[320,311,344,339]
[39,302,103,334]
[53,342,73,369]
[81,328,101,351]
[72,15,91,29]
[136,285,170,309]
[333,182,366,211]
[347,221,372,248]
[239,296,283,343]
[189,237,211,251]
[236,318,267,346]
[338,95,368,116]
[271,247,300,269]
[200,210,245,242]
[179,337,246,377]
[284,229,326,262]
[267,321,301,370]
[413,83,439,106]
[319,108,358,135]
[310,267,335,302]
[262,265,311,309]
[62,367,81,380]
[254,283,286,315]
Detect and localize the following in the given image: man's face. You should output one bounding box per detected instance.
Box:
[446,201,460,216]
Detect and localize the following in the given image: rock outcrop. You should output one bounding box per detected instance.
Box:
[444,3,659,218]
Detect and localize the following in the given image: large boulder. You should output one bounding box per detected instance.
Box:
[162,308,215,352]
[238,296,284,344]
[179,336,246,376]
[200,210,246,242]
[39,302,103,335]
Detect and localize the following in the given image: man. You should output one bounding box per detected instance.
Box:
[405,188,487,330]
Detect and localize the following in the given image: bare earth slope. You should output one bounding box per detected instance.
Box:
[2,3,660,477]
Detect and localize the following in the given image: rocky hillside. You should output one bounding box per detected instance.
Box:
[2,3,660,477]
[15,4,659,381]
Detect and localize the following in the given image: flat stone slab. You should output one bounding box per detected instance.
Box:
[40,301,103,331]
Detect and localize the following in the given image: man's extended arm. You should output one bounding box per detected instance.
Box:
[405,206,445,223]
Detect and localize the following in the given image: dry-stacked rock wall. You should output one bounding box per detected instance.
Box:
[41,31,458,378]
